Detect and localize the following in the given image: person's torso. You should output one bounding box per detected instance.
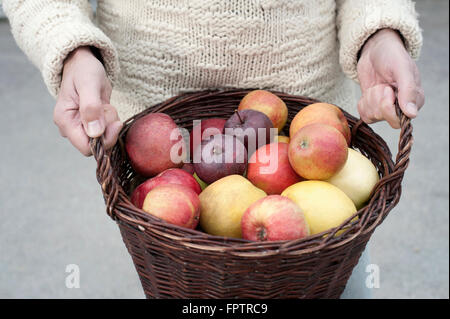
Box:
[95,0,355,120]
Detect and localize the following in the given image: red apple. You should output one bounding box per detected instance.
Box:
[125,113,186,177]
[193,134,247,184]
[247,142,303,195]
[288,123,348,180]
[238,90,288,132]
[290,103,351,145]
[142,184,200,229]
[190,118,226,159]
[131,168,201,209]
[241,195,310,241]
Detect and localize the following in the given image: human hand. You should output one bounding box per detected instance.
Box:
[53,46,122,156]
[356,28,425,128]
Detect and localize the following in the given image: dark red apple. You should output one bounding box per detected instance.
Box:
[181,162,195,174]
[189,118,226,159]
[223,109,274,156]
[193,134,247,184]
[131,168,202,209]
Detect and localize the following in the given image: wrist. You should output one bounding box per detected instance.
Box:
[358,28,405,61]
[62,46,105,78]
[63,46,102,68]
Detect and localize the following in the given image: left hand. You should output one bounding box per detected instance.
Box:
[357,28,425,128]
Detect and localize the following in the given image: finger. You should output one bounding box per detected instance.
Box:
[358,85,386,124]
[380,86,400,129]
[357,97,378,124]
[78,85,106,138]
[393,59,420,118]
[103,104,120,125]
[416,86,425,110]
[413,66,426,110]
[65,124,92,156]
[102,104,122,150]
[53,95,77,137]
[103,120,123,150]
[53,105,68,137]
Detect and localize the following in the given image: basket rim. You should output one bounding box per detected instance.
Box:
[92,88,411,256]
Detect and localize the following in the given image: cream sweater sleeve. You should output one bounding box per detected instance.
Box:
[336,0,423,81]
[2,0,119,98]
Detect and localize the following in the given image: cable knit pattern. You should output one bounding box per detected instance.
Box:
[3,0,422,121]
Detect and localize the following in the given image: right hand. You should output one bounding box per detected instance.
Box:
[53,46,122,156]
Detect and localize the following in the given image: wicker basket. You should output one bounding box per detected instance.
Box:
[90,89,413,299]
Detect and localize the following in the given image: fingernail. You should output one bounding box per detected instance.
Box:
[87,120,103,137]
[406,102,418,117]
[384,86,391,98]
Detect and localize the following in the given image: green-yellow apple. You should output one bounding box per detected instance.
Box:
[199,175,266,238]
[281,181,357,235]
[326,148,380,209]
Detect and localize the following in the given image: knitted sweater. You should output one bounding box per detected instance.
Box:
[3,0,422,121]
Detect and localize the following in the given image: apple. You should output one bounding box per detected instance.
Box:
[289,103,351,145]
[238,90,288,132]
[131,168,201,209]
[125,113,186,177]
[193,134,247,184]
[142,184,200,229]
[288,123,348,180]
[247,142,303,195]
[189,118,226,159]
[281,181,356,235]
[223,109,274,155]
[241,195,310,241]
[326,148,380,209]
[199,175,266,238]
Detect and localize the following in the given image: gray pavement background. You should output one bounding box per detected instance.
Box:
[0,0,448,299]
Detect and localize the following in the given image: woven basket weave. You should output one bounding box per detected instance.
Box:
[90,89,413,299]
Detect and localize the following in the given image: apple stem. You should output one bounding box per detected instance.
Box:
[235,110,244,124]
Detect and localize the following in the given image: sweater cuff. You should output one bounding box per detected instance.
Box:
[338,0,423,82]
[42,22,120,97]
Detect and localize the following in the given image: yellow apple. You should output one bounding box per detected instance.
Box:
[326,148,380,209]
[199,175,267,238]
[281,181,356,235]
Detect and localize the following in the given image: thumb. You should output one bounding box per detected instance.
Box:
[78,87,106,138]
[394,61,419,119]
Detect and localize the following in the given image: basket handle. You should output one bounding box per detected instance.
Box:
[90,135,121,220]
[374,99,413,191]
[354,98,414,233]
